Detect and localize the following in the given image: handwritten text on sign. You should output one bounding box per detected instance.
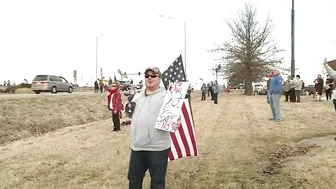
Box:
[155,81,189,132]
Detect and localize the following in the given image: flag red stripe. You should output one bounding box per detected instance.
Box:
[168,149,175,160]
[176,109,191,157]
[182,102,198,156]
[170,132,183,159]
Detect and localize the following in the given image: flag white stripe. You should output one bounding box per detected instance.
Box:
[174,127,187,158]
[184,100,198,155]
[169,138,178,160]
[180,101,195,156]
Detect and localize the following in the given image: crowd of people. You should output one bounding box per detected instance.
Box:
[268,59,336,122]
[98,59,336,188]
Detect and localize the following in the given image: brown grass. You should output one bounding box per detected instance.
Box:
[15,88,34,94]
[0,93,114,144]
[0,91,335,189]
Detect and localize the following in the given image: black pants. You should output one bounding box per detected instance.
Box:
[326,88,332,100]
[333,99,336,111]
[210,90,214,100]
[289,88,296,102]
[201,92,206,100]
[112,112,120,131]
[295,90,301,102]
[213,93,218,104]
[285,91,290,102]
[128,149,169,189]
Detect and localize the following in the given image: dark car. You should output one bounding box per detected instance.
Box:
[119,80,131,91]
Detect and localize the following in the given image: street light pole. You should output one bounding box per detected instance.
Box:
[184,21,187,79]
[291,0,295,77]
[95,34,104,81]
[95,36,98,81]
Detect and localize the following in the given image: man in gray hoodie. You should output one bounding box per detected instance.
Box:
[127,67,181,189]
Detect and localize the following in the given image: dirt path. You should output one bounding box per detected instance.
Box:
[0,92,335,189]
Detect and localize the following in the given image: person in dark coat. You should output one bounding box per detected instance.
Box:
[325,75,334,101]
[289,76,296,103]
[201,83,207,100]
[314,74,324,101]
[94,80,99,93]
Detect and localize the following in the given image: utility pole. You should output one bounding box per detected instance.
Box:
[95,36,98,81]
[95,34,104,81]
[184,21,187,79]
[291,0,295,77]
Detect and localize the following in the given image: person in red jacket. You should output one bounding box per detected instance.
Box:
[104,81,124,132]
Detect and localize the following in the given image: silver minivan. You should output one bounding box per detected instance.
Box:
[31,75,73,94]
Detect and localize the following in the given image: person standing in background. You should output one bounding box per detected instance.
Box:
[284,76,291,102]
[201,83,207,100]
[213,80,219,104]
[289,76,296,102]
[314,74,324,101]
[104,82,123,132]
[293,75,302,103]
[207,83,211,97]
[266,73,273,103]
[209,81,214,100]
[269,68,283,122]
[325,75,334,101]
[332,88,336,112]
[108,77,113,86]
[94,80,99,93]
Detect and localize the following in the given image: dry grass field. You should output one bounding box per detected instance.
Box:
[0,93,110,144]
[0,91,335,189]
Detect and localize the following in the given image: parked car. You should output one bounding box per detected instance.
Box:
[31,75,73,94]
[258,87,268,95]
[119,80,131,91]
[303,85,315,95]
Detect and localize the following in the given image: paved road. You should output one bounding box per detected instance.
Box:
[0,91,99,100]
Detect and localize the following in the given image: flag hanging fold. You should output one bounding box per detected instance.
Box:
[161,54,198,161]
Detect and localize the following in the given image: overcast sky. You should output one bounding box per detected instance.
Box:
[1,0,335,86]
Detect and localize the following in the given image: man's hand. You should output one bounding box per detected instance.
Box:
[171,116,182,130]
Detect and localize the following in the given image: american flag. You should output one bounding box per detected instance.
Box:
[161,54,198,161]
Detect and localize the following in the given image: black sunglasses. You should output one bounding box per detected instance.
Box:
[145,74,158,78]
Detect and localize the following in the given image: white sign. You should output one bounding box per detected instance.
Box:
[155,81,189,132]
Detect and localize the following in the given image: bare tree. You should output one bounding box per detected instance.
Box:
[210,3,284,95]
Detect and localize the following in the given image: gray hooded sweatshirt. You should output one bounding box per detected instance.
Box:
[130,87,171,151]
